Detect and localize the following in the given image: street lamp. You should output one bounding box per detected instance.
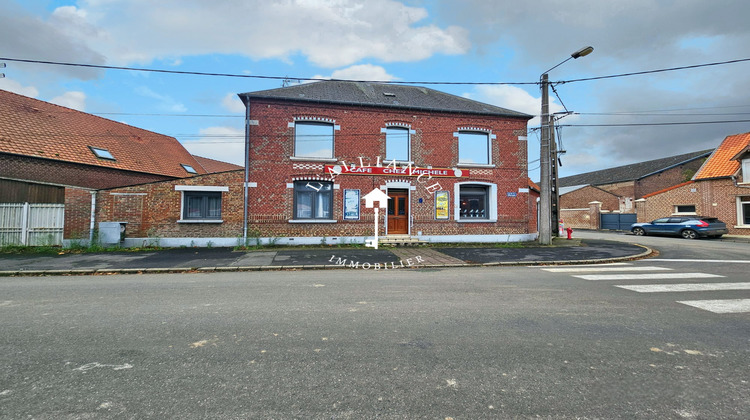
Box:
[539,46,593,245]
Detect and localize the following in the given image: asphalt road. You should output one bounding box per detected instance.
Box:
[1,235,749,419]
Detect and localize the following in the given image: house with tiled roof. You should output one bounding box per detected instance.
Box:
[635,132,750,235]
[558,149,711,214]
[0,89,237,245]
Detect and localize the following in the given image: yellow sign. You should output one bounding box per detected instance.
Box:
[435,191,449,220]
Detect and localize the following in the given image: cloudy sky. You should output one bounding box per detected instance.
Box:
[2,0,750,179]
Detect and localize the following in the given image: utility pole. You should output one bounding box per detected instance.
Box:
[550,119,559,236]
[538,46,593,245]
[539,73,552,244]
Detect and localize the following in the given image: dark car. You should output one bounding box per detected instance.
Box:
[630,216,728,239]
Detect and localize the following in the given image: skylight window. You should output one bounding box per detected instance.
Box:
[181,164,198,174]
[89,146,115,160]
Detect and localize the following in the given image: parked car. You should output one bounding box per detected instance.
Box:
[631,216,728,239]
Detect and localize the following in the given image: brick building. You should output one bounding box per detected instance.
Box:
[234,81,535,244]
[557,150,712,230]
[0,89,239,245]
[558,149,712,213]
[636,132,750,236]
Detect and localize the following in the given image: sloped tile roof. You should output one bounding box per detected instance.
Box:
[693,132,750,180]
[0,89,205,178]
[193,155,244,173]
[239,81,532,119]
[558,149,713,188]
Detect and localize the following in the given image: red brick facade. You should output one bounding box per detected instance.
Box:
[94,170,246,245]
[242,99,535,242]
[1,153,174,190]
[636,179,750,235]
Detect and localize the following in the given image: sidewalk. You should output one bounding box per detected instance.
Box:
[0,238,652,276]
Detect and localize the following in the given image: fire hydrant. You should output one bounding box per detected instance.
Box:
[566,227,573,240]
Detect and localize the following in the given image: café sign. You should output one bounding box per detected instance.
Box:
[324,164,468,178]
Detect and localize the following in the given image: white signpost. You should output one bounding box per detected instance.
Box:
[362,188,390,249]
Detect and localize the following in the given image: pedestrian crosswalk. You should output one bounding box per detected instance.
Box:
[540,263,750,314]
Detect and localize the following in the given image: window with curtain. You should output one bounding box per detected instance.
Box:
[294,181,333,220]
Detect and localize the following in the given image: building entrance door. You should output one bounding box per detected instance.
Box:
[387,190,409,234]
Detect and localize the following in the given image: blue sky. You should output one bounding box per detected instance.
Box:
[3,0,750,180]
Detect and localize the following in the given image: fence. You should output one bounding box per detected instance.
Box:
[0,203,65,246]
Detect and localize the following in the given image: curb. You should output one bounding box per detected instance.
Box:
[0,245,655,277]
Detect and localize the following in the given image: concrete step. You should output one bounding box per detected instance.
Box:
[380,236,427,246]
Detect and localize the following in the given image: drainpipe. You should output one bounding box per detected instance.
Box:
[89,190,97,244]
[242,98,251,244]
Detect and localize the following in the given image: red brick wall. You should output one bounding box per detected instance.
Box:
[1,153,175,189]
[635,159,706,198]
[64,187,94,239]
[596,181,635,200]
[96,171,245,239]
[245,99,532,238]
[560,185,620,212]
[637,178,750,235]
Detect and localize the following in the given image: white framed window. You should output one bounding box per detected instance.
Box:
[673,204,696,214]
[458,131,490,165]
[385,126,410,162]
[738,196,750,226]
[742,158,750,183]
[293,181,333,220]
[175,185,228,223]
[294,121,334,159]
[454,182,497,222]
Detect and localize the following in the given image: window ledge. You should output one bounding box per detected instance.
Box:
[671,212,698,216]
[289,219,337,224]
[457,219,497,223]
[178,219,224,224]
[733,225,750,229]
[457,163,496,169]
[289,156,337,162]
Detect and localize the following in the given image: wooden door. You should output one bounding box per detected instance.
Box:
[387,190,409,234]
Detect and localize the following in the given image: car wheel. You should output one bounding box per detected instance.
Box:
[632,227,646,236]
[681,229,698,239]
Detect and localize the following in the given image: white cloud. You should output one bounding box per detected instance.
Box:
[0,78,39,98]
[181,126,245,166]
[311,64,397,82]
[50,91,87,111]
[46,0,469,68]
[221,93,246,114]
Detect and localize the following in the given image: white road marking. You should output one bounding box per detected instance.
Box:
[573,273,724,281]
[616,282,750,293]
[648,259,750,264]
[677,299,750,314]
[542,266,672,273]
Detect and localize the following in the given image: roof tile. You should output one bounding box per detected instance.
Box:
[693,132,750,180]
[0,89,208,178]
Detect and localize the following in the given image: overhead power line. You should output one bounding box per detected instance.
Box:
[0,56,535,86]
[3,56,750,86]
[558,57,750,84]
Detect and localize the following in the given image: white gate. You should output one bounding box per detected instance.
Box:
[0,203,65,246]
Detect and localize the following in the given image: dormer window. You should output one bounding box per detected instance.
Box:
[89,146,115,161]
[181,164,198,174]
